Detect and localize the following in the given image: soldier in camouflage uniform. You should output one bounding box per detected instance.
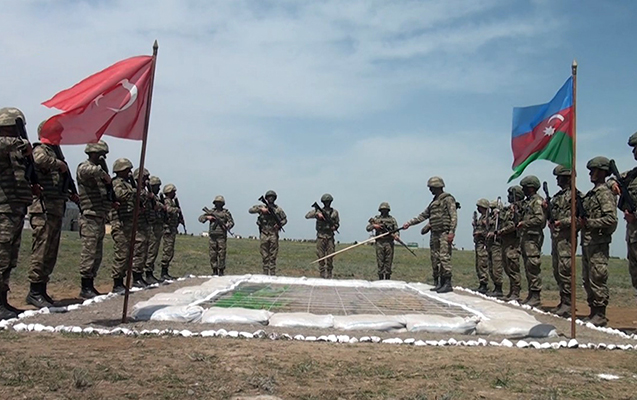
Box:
[130,167,151,287]
[517,175,546,307]
[366,202,399,280]
[472,198,490,294]
[496,186,524,301]
[159,183,182,280]
[25,120,80,308]
[0,108,39,319]
[486,199,504,298]
[403,176,458,293]
[305,193,340,279]
[579,157,617,326]
[620,132,637,301]
[145,176,165,283]
[199,195,234,276]
[547,166,579,317]
[249,190,287,275]
[76,140,112,299]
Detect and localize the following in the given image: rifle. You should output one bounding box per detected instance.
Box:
[311,201,339,233]
[15,118,45,212]
[380,223,416,257]
[51,145,81,211]
[609,159,637,214]
[202,207,234,236]
[542,181,554,223]
[97,158,116,203]
[493,196,502,240]
[174,197,187,234]
[258,195,285,232]
[576,193,587,219]
[472,211,477,228]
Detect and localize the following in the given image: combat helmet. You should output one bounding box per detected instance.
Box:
[552,165,571,176]
[149,176,162,186]
[163,184,177,194]
[265,190,277,199]
[321,193,333,202]
[628,132,637,147]
[586,156,611,171]
[520,175,541,190]
[427,176,445,188]
[507,185,524,200]
[213,195,225,204]
[112,158,133,173]
[378,202,391,211]
[0,107,26,127]
[133,168,150,179]
[476,198,489,209]
[84,141,109,154]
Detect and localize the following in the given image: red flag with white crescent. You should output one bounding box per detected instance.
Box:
[41,55,154,145]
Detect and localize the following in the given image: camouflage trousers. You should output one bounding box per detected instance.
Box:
[78,215,106,279]
[132,224,149,274]
[260,232,279,275]
[521,233,543,292]
[487,240,503,286]
[375,240,394,276]
[28,213,63,284]
[0,210,26,291]
[582,243,610,307]
[208,235,227,272]
[431,231,453,279]
[111,220,133,279]
[316,236,335,278]
[160,229,178,270]
[552,235,575,299]
[145,222,164,273]
[474,242,488,284]
[501,236,521,292]
[627,241,637,293]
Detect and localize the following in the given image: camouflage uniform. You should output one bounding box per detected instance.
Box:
[160,185,182,278]
[198,197,234,275]
[305,196,340,279]
[145,177,164,277]
[249,192,287,275]
[131,168,150,277]
[486,201,504,294]
[110,161,136,280]
[519,176,546,305]
[621,132,637,297]
[472,202,489,289]
[366,203,397,280]
[497,188,523,299]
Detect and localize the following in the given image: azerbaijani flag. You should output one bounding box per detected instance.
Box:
[508,77,573,182]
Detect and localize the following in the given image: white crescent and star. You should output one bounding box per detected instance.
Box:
[92,79,138,112]
[543,113,565,137]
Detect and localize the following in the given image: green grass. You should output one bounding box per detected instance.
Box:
[8,232,637,307]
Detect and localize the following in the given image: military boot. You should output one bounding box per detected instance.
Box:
[436,277,453,293]
[475,282,488,294]
[161,268,176,281]
[429,277,441,291]
[587,306,608,327]
[218,268,225,277]
[553,298,572,318]
[504,287,521,302]
[524,291,542,308]
[378,273,384,280]
[326,268,333,279]
[386,273,391,280]
[112,278,126,294]
[79,278,98,299]
[26,282,53,309]
[42,283,56,305]
[487,284,504,298]
[132,272,149,288]
[212,268,219,276]
[0,290,18,320]
[145,271,161,285]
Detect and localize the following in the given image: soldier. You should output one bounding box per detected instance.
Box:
[76,140,112,299]
[517,175,546,307]
[486,199,504,298]
[305,193,340,279]
[620,132,637,301]
[547,166,579,317]
[366,202,399,280]
[472,198,490,294]
[249,190,287,275]
[198,195,234,276]
[130,167,152,286]
[0,107,39,319]
[579,157,617,326]
[496,186,524,301]
[145,176,165,283]
[402,176,458,293]
[24,121,79,308]
[159,184,181,280]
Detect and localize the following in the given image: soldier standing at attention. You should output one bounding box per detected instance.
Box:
[473,198,490,294]
[367,202,399,280]
[198,195,234,276]
[249,190,287,276]
[131,168,152,287]
[25,120,79,308]
[547,166,578,317]
[76,141,112,299]
[496,186,524,301]
[145,176,165,283]
[579,157,617,326]
[619,132,637,301]
[305,193,340,279]
[159,184,181,280]
[486,200,504,298]
[402,176,458,293]
[517,175,546,307]
[0,108,39,319]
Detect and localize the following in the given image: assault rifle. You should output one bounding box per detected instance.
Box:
[609,159,637,214]
[380,223,416,257]
[15,118,45,211]
[97,158,116,203]
[492,196,502,240]
[542,181,554,223]
[472,211,478,228]
[258,195,285,232]
[51,145,81,211]
[311,201,339,233]
[576,193,587,219]
[175,197,187,234]
[202,207,234,236]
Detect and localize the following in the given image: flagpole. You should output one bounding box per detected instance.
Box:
[569,60,578,338]
[122,40,159,323]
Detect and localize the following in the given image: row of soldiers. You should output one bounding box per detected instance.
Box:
[0,107,185,320]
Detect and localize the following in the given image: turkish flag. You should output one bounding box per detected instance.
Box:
[41,55,154,145]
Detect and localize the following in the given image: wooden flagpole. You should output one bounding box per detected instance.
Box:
[569,60,578,338]
[311,231,394,264]
[122,40,159,323]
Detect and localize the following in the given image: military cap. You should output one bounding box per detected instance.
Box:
[586,156,611,171]
[476,198,489,209]
[163,183,177,194]
[84,141,109,154]
[149,176,161,186]
[378,202,391,211]
[427,176,445,188]
[112,158,133,173]
[489,200,499,208]
[628,132,637,147]
[552,165,571,176]
[213,195,225,204]
[133,168,150,179]
[507,185,524,199]
[321,193,333,202]
[265,190,277,199]
[520,175,541,189]
[0,107,26,127]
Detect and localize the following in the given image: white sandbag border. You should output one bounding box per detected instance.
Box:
[454,286,637,341]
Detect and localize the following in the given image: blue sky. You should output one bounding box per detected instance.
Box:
[2,0,636,257]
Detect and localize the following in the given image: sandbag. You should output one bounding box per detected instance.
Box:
[402,314,478,334]
[332,315,405,331]
[268,312,334,329]
[148,305,204,323]
[200,307,272,325]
